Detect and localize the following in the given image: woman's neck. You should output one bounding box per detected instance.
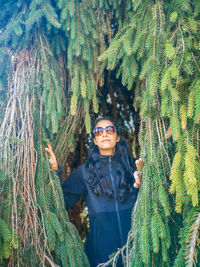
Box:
[99,148,116,156]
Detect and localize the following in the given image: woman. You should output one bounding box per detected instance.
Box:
[46,117,142,267]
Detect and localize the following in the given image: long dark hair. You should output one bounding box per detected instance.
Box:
[85,116,136,201]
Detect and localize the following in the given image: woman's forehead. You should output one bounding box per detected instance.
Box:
[95,120,114,128]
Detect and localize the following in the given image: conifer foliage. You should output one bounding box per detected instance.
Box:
[99,0,200,266]
[0,37,89,266]
[0,0,200,266]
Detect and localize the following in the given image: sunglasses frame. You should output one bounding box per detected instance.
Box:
[93,125,116,136]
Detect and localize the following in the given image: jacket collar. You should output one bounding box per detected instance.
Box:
[99,151,121,162]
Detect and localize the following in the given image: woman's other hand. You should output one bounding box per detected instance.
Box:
[133,158,143,188]
[45,144,58,171]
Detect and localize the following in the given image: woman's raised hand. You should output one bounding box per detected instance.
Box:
[45,144,58,171]
[133,158,143,188]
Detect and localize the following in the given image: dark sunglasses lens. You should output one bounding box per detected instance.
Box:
[93,127,104,136]
[106,126,115,135]
[93,126,116,136]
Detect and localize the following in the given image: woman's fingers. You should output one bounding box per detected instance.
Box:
[45,145,56,159]
[135,158,143,170]
[134,158,143,188]
[133,182,141,189]
[133,170,142,188]
[134,171,141,182]
[45,144,54,156]
[45,144,58,171]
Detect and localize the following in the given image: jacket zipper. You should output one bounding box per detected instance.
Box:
[109,156,124,246]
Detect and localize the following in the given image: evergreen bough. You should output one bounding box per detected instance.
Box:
[0,0,200,266]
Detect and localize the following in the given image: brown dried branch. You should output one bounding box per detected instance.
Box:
[0,49,50,266]
[186,212,200,267]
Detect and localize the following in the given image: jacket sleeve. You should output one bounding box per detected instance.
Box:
[57,166,87,210]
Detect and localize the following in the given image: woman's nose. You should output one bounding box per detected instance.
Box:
[102,129,108,137]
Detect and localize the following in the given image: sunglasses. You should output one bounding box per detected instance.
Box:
[93,125,116,137]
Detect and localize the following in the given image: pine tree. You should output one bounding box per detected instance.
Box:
[0,0,200,266]
[0,1,89,265]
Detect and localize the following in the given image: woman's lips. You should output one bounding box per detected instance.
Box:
[102,139,110,142]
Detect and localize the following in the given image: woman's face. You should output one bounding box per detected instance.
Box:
[93,120,120,155]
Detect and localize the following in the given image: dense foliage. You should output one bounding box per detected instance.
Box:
[0,0,199,266]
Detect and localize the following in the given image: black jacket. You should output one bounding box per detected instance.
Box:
[60,153,138,267]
